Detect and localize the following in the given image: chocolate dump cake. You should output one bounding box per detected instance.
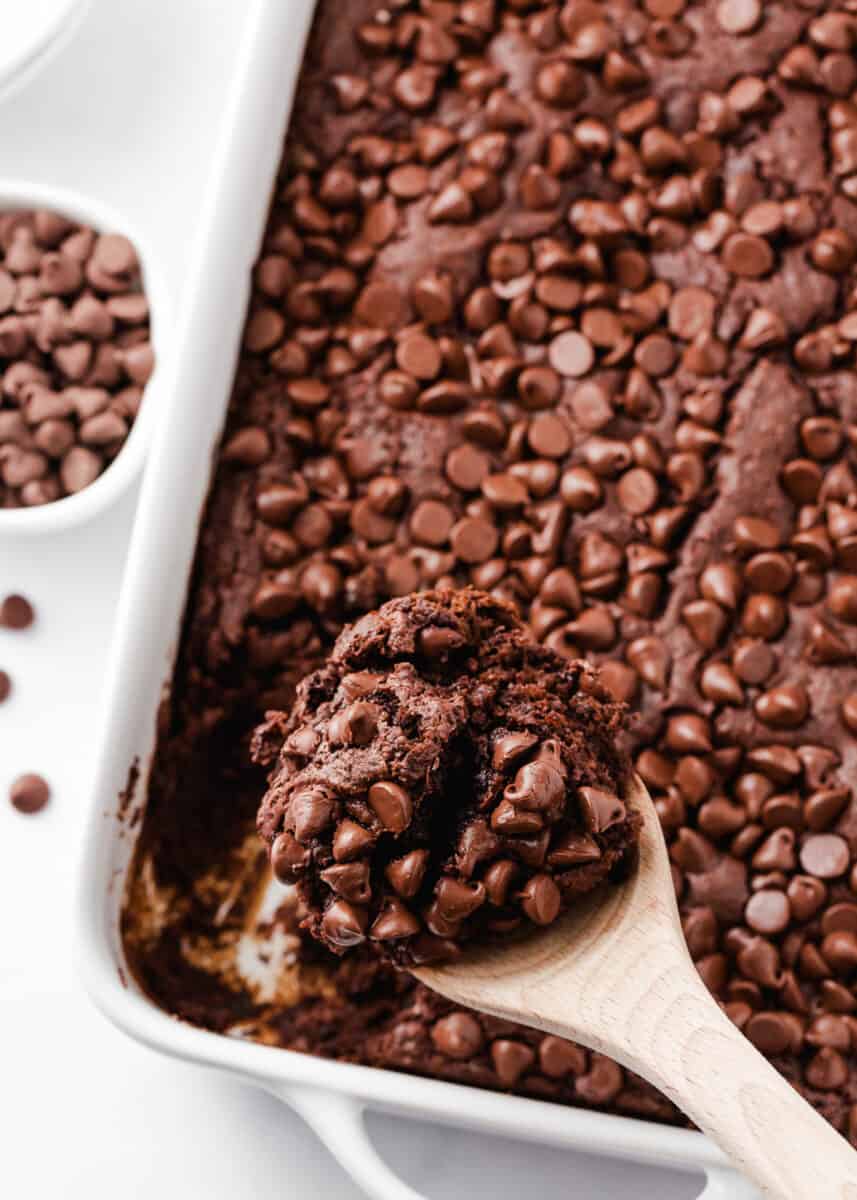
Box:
[123,0,857,1133]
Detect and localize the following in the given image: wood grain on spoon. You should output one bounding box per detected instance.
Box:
[414,774,857,1200]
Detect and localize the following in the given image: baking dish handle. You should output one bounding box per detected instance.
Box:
[279,1085,761,1200]
[698,1166,761,1198]
[281,1087,429,1200]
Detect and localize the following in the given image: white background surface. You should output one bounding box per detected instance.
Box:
[0,2,703,1196]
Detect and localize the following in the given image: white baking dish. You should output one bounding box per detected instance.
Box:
[75,2,761,1196]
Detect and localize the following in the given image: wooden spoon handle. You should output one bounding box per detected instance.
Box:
[630,972,857,1199]
[535,944,857,1199]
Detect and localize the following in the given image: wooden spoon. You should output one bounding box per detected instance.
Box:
[414,774,857,1199]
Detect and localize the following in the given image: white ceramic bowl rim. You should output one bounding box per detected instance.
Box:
[0,0,91,101]
[0,178,172,535]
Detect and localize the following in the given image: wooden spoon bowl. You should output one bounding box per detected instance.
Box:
[414,775,857,1199]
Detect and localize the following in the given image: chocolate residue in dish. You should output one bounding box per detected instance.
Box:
[117,757,141,826]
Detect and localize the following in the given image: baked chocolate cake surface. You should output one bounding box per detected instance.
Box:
[254,588,636,963]
[123,0,857,1136]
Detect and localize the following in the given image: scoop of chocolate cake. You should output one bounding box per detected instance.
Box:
[254,589,638,965]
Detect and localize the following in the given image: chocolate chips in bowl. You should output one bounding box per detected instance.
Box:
[254,589,640,965]
[0,205,156,528]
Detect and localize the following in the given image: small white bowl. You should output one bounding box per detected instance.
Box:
[0,0,91,102]
[0,180,171,536]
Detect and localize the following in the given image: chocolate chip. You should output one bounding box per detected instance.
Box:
[754,685,809,729]
[716,0,762,35]
[721,233,774,277]
[788,875,828,921]
[732,638,775,684]
[745,1012,792,1056]
[579,786,626,832]
[332,819,373,863]
[60,446,102,494]
[410,499,454,546]
[576,1055,623,1105]
[435,878,486,921]
[536,60,585,106]
[483,859,519,906]
[9,773,50,814]
[445,445,489,491]
[548,832,602,867]
[617,467,659,515]
[321,900,367,948]
[528,413,571,459]
[745,890,791,935]
[520,874,561,925]
[682,599,727,649]
[828,576,857,623]
[822,931,857,974]
[368,781,412,833]
[491,734,537,773]
[806,1047,849,1090]
[451,517,499,564]
[271,832,309,880]
[742,593,786,640]
[811,229,857,274]
[0,594,34,629]
[801,834,850,880]
[370,898,421,941]
[396,332,441,380]
[665,713,712,753]
[386,849,429,898]
[505,761,565,813]
[329,701,378,746]
[419,626,465,658]
[549,330,594,377]
[491,1039,535,1086]
[626,636,670,690]
[431,1013,483,1059]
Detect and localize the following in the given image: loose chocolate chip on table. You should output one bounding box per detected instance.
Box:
[0,669,10,702]
[0,594,34,629]
[9,773,50,814]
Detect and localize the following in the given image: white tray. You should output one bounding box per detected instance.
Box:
[53,3,762,1197]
